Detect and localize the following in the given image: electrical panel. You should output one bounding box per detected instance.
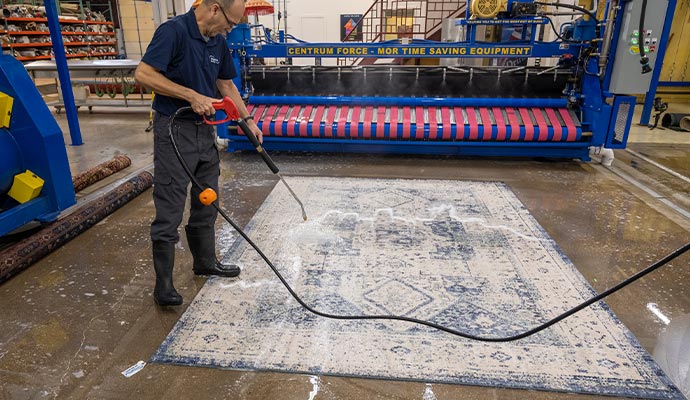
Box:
[608,0,669,94]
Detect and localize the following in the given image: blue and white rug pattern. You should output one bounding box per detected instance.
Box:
[153,177,682,399]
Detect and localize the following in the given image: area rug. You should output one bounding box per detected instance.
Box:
[152,177,682,399]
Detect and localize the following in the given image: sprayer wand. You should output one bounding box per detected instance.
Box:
[191,97,308,221]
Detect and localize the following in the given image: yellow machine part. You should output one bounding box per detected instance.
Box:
[0,91,14,128]
[8,170,45,204]
[471,0,508,19]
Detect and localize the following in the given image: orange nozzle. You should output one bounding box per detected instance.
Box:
[199,188,218,206]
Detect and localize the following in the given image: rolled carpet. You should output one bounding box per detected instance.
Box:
[661,113,690,131]
[72,154,131,193]
[0,171,153,284]
[680,116,690,132]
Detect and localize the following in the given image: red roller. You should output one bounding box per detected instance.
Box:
[532,108,549,141]
[453,107,465,139]
[493,107,507,141]
[545,108,562,141]
[297,105,312,137]
[286,105,301,137]
[518,108,534,141]
[560,108,577,141]
[261,105,277,136]
[336,106,348,138]
[274,105,289,136]
[249,104,265,136]
[312,106,326,137]
[390,106,399,138]
[441,107,451,140]
[244,103,579,143]
[428,106,438,140]
[251,104,264,119]
[506,107,521,141]
[363,106,374,138]
[402,107,412,139]
[375,106,386,138]
[479,107,492,140]
[415,106,424,139]
[467,107,479,140]
[324,106,337,137]
[350,106,361,137]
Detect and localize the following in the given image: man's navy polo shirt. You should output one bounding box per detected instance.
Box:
[142,8,236,116]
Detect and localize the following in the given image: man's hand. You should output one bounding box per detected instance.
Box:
[189,93,222,116]
[215,79,261,142]
[245,119,263,143]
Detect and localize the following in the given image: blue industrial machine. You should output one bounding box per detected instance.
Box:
[0,54,75,237]
[221,0,676,160]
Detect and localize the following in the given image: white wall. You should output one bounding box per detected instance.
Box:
[256,0,373,42]
[254,0,373,65]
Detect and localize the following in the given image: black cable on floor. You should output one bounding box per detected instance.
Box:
[168,109,690,342]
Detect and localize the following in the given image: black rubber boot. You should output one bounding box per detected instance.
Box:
[185,226,240,278]
[152,241,183,306]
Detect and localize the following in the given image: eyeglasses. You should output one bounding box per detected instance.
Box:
[215,3,236,29]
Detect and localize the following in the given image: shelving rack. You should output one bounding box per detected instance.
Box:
[0,0,118,62]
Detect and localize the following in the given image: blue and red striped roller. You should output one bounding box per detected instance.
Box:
[242,103,581,142]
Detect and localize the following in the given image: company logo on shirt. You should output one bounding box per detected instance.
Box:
[209,55,220,64]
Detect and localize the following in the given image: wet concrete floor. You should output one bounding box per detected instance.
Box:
[1,106,689,399]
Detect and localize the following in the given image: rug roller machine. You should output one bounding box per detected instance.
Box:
[219,0,675,161]
[0,54,75,237]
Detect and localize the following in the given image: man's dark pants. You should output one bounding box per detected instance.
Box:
[150,111,220,243]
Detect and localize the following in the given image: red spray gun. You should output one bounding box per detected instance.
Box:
[199,97,308,221]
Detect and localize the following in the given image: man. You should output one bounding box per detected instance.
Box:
[135,0,262,306]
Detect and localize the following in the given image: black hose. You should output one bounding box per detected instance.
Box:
[534,1,600,39]
[168,110,690,342]
[543,16,590,43]
[638,0,652,73]
[639,0,647,57]
[534,1,598,23]
[169,107,208,195]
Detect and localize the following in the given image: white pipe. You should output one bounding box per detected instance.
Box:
[601,148,614,166]
[216,135,228,149]
[590,146,614,166]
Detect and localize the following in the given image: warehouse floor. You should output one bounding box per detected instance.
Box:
[1,103,690,399]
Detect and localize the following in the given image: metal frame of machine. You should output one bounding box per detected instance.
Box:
[0,55,76,237]
[218,0,676,161]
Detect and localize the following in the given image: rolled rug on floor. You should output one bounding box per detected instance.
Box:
[680,116,690,132]
[661,113,690,131]
[0,171,153,284]
[72,154,132,193]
